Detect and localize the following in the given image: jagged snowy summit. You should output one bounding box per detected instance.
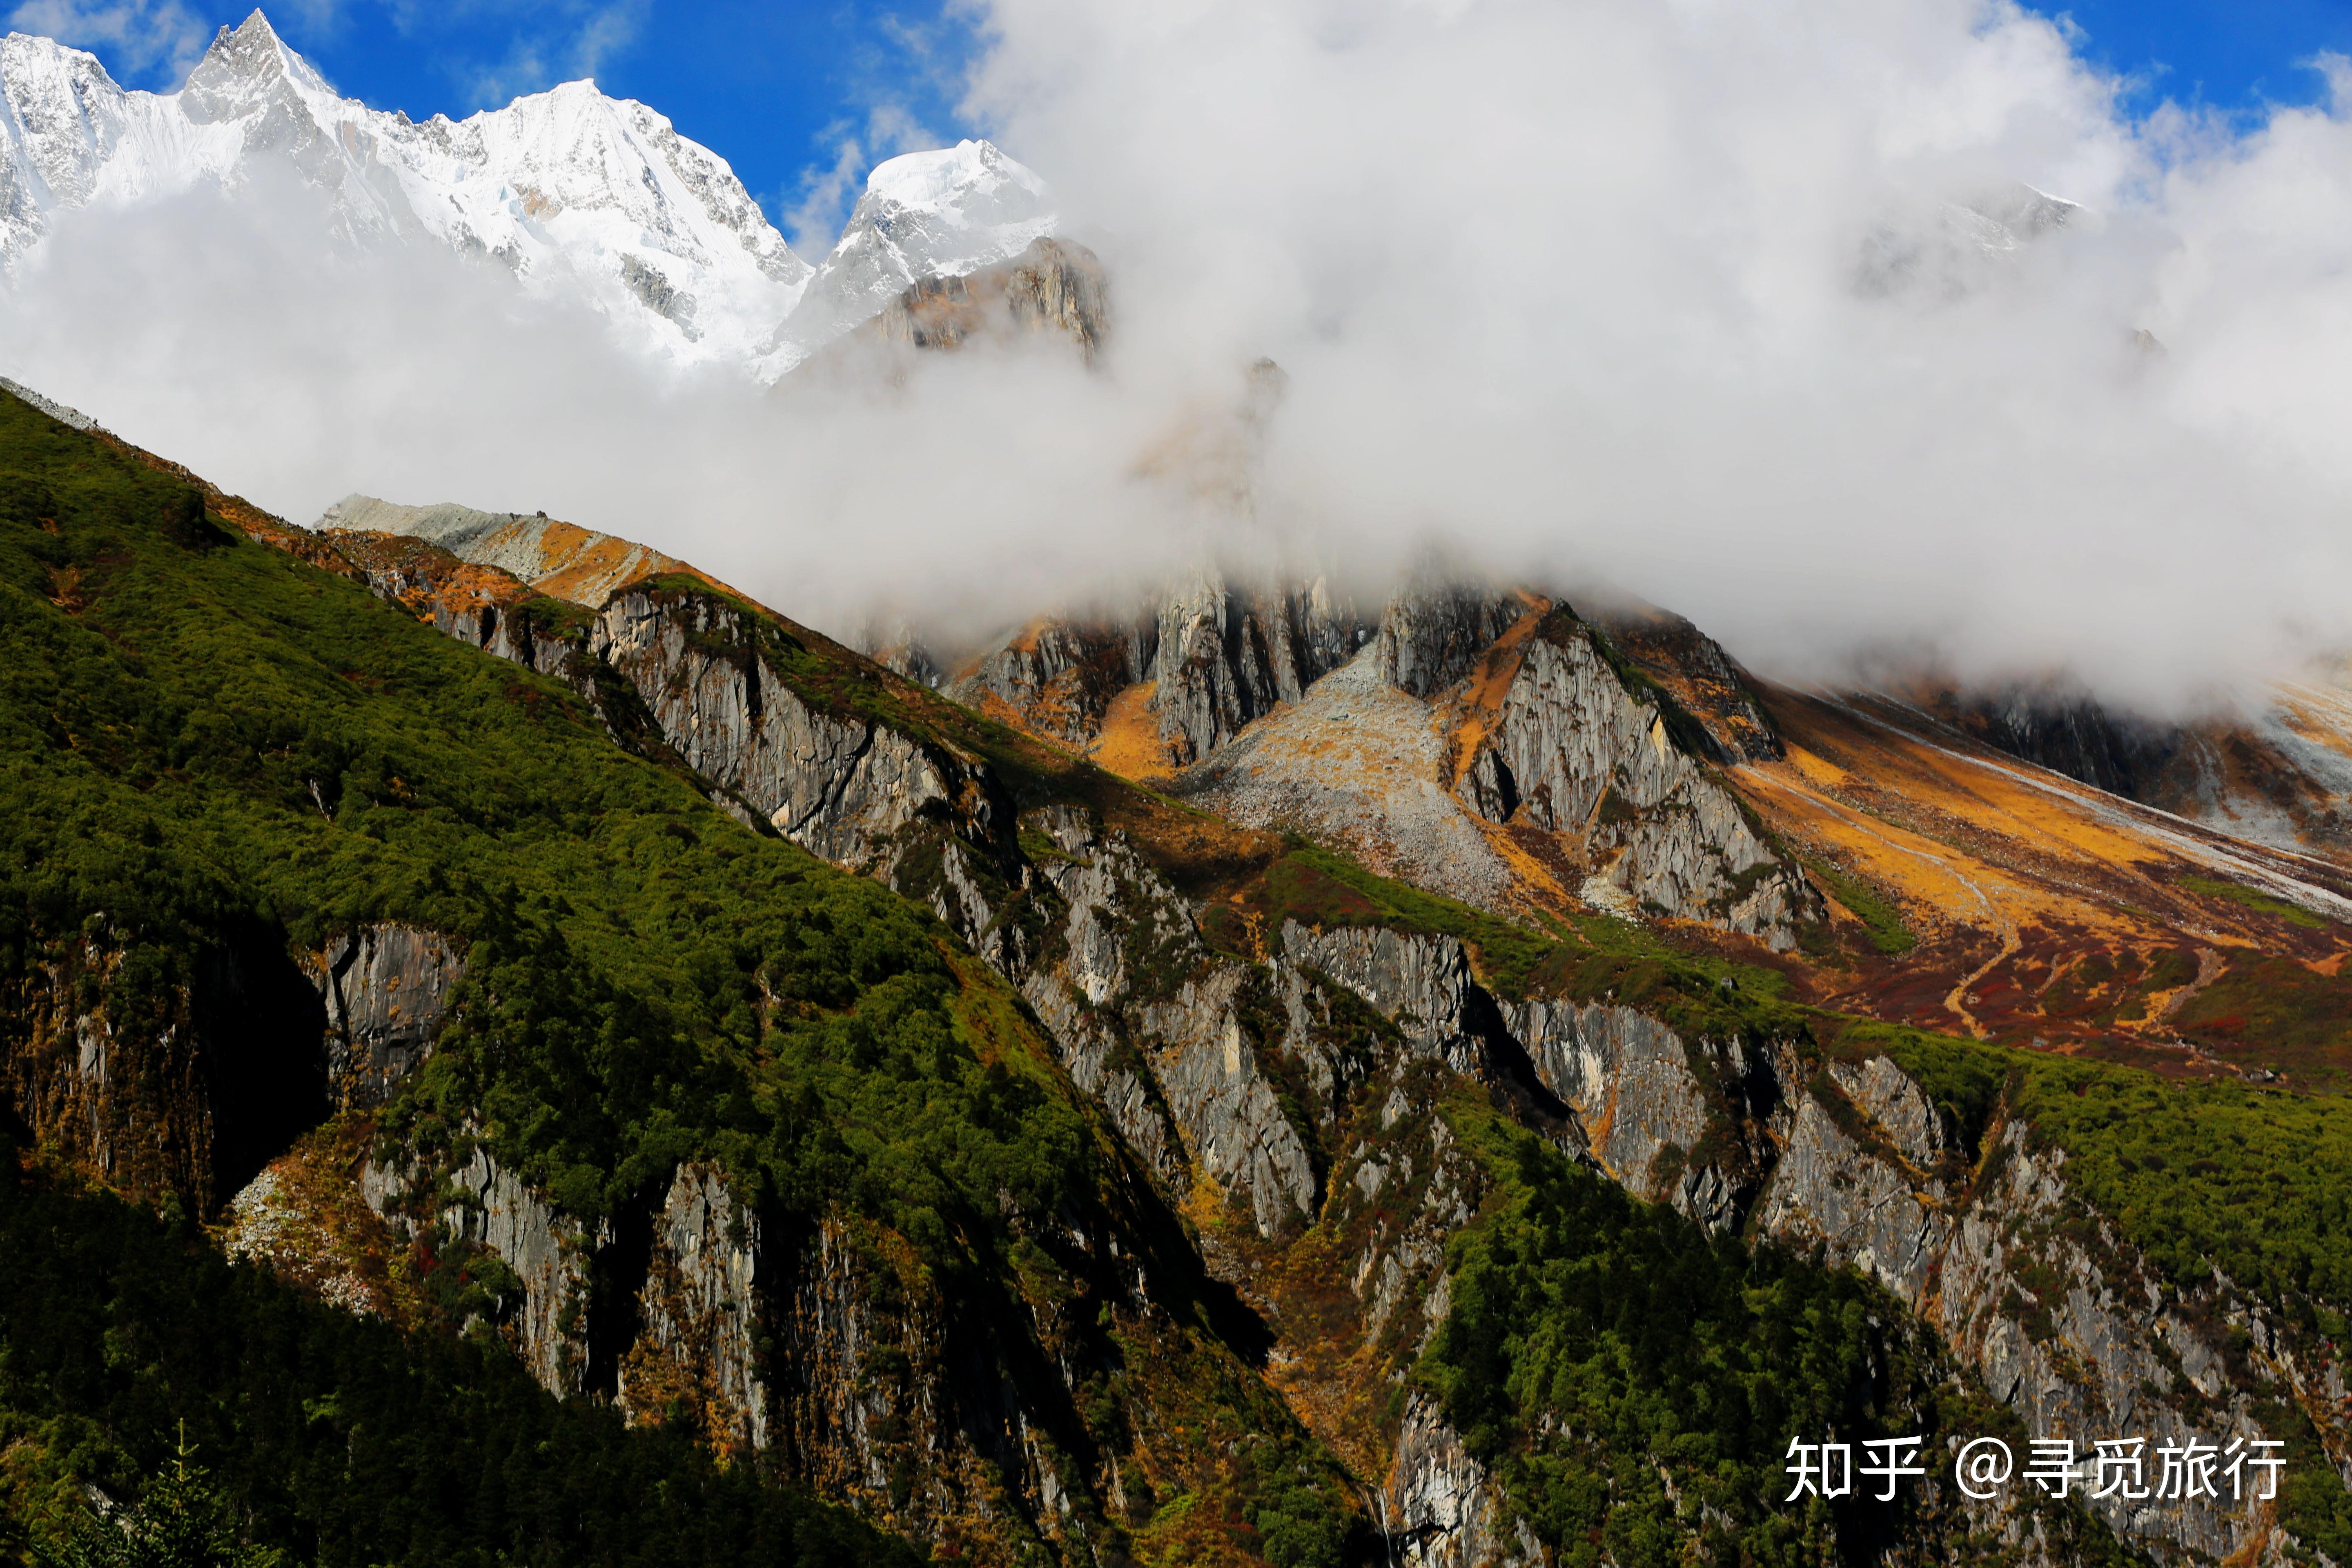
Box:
[0,9,1056,376]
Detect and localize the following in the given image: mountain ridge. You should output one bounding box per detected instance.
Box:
[0,10,1055,373]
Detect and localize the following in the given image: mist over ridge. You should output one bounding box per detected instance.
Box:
[4,0,2352,717]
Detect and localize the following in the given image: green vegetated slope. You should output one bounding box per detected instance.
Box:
[613,556,2352,1557]
[1423,1100,2129,1568]
[0,1166,915,1568]
[11,387,2352,1566]
[0,397,1352,1564]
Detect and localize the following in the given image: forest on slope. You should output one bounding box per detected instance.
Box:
[2,388,2350,1567]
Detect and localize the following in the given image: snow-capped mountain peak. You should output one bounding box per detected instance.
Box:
[180,10,336,121]
[864,138,1046,220]
[0,10,818,365]
[0,13,1061,378]
[759,138,1058,372]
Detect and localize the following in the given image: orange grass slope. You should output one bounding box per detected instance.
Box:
[1742,684,2352,1088]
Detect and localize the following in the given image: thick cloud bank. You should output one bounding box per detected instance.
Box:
[966,0,2352,707]
[11,0,2352,709]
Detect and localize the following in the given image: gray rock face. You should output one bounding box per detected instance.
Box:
[1756,1090,1950,1299]
[1456,616,1814,948]
[1282,922,1492,1074]
[1376,579,1526,698]
[1140,968,1321,1236]
[1008,811,1320,1236]
[950,570,1372,769]
[1753,1068,2313,1563]
[1505,997,1757,1225]
[996,237,1108,358]
[621,1163,766,1452]
[1586,603,1785,763]
[593,588,1003,872]
[1384,1393,1542,1568]
[430,1146,598,1397]
[762,1210,1091,1546]
[866,236,1109,363]
[301,923,463,1109]
[951,618,1148,749]
[1147,570,1372,765]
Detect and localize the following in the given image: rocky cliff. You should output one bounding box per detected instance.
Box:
[303,923,464,1110]
[1451,607,1817,945]
[1376,579,1529,700]
[199,469,2347,1563]
[592,583,1011,872]
[858,236,1110,364]
[947,568,1372,775]
[0,913,466,1214]
[619,1162,766,1454]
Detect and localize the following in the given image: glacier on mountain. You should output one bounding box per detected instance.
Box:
[0,10,1057,376]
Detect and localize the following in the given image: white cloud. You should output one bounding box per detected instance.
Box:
[936,0,2352,708]
[8,0,208,84]
[13,0,2352,716]
[0,175,1208,655]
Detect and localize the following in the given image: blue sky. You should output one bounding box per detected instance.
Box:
[11,0,982,248]
[2050,0,2352,120]
[17,0,2352,251]
[272,0,982,249]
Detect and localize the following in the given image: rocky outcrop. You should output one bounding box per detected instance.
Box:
[1455,611,1815,947]
[302,923,463,1109]
[948,570,1371,771]
[1007,810,1320,1236]
[953,618,1147,750]
[364,1145,602,1397]
[1383,1394,1541,1568]
[1376,579,1527,699]
[1146,571,1370,766]
[864,236,1110,364]
[1585,601,1784,763]
[1281,922,1492,1075]
[620,1163,766,1454]
[762,1212,1082,1550]
[593,587,1008,872]
[318,494,690,608]
[1505,997,1771,1227]
[3,918,330,1212]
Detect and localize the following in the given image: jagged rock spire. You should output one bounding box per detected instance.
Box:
[179,9,334,124]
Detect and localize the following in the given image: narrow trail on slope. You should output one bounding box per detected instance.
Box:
[1942,914,2023,1041]
[2156,946,2227,1027]
[1739,766,2019,1038]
